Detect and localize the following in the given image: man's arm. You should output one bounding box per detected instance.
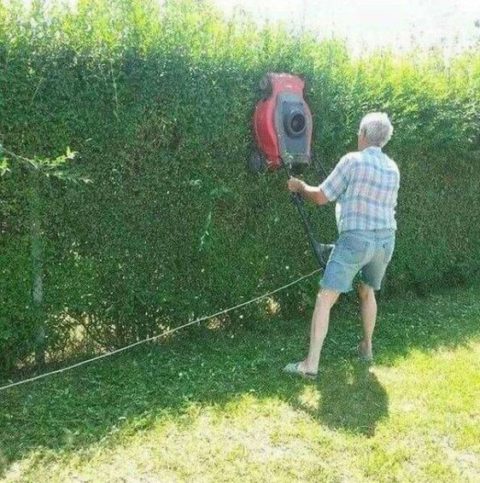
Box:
[287,178,329,205]
[288,154,352,205]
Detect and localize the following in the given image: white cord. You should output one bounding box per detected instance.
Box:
[0,269,320,392]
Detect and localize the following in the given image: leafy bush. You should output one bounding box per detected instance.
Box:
[0,0,479,372]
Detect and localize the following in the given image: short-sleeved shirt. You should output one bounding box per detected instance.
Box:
[320,146,400,232]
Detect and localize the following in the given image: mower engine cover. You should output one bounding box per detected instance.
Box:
[252,73,313,173]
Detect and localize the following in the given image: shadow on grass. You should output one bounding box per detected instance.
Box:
[0,285,479,475]
[318,362,388,437]
[285,361,388,438]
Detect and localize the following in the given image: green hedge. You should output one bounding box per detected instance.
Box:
[1,0,479,372]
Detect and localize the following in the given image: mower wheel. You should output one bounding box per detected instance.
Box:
[259,75,273,99]
[248,151,267,173]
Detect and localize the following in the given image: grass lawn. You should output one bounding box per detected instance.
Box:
[1,285,479,482]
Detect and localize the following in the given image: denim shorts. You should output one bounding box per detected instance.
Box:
[321,229,395,293]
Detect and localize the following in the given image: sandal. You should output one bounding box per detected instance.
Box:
[357,342,373,363]
[283,361,317,380]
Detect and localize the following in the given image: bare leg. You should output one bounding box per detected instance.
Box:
[301,289,339,374]
[358,283,377,359]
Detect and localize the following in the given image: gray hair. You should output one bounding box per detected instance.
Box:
[358,112,393,147]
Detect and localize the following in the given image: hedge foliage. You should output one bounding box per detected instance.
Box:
[1,0,479,372]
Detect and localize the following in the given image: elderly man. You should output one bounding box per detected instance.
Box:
[284,112,400,378]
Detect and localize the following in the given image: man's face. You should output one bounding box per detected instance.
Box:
[357,131,369,150]
[357,132,364,150]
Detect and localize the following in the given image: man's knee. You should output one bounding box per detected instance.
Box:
[358,283,375,301]
[316,289,339,309]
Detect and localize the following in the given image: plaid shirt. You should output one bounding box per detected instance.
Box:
[320,146,400,232]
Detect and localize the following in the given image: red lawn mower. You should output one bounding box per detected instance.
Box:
[250,73,332,267]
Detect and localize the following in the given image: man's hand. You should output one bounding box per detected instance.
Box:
[287,177,329,205]
[287,177,305,194]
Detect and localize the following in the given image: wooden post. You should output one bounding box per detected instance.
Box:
[30,169,45,367]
